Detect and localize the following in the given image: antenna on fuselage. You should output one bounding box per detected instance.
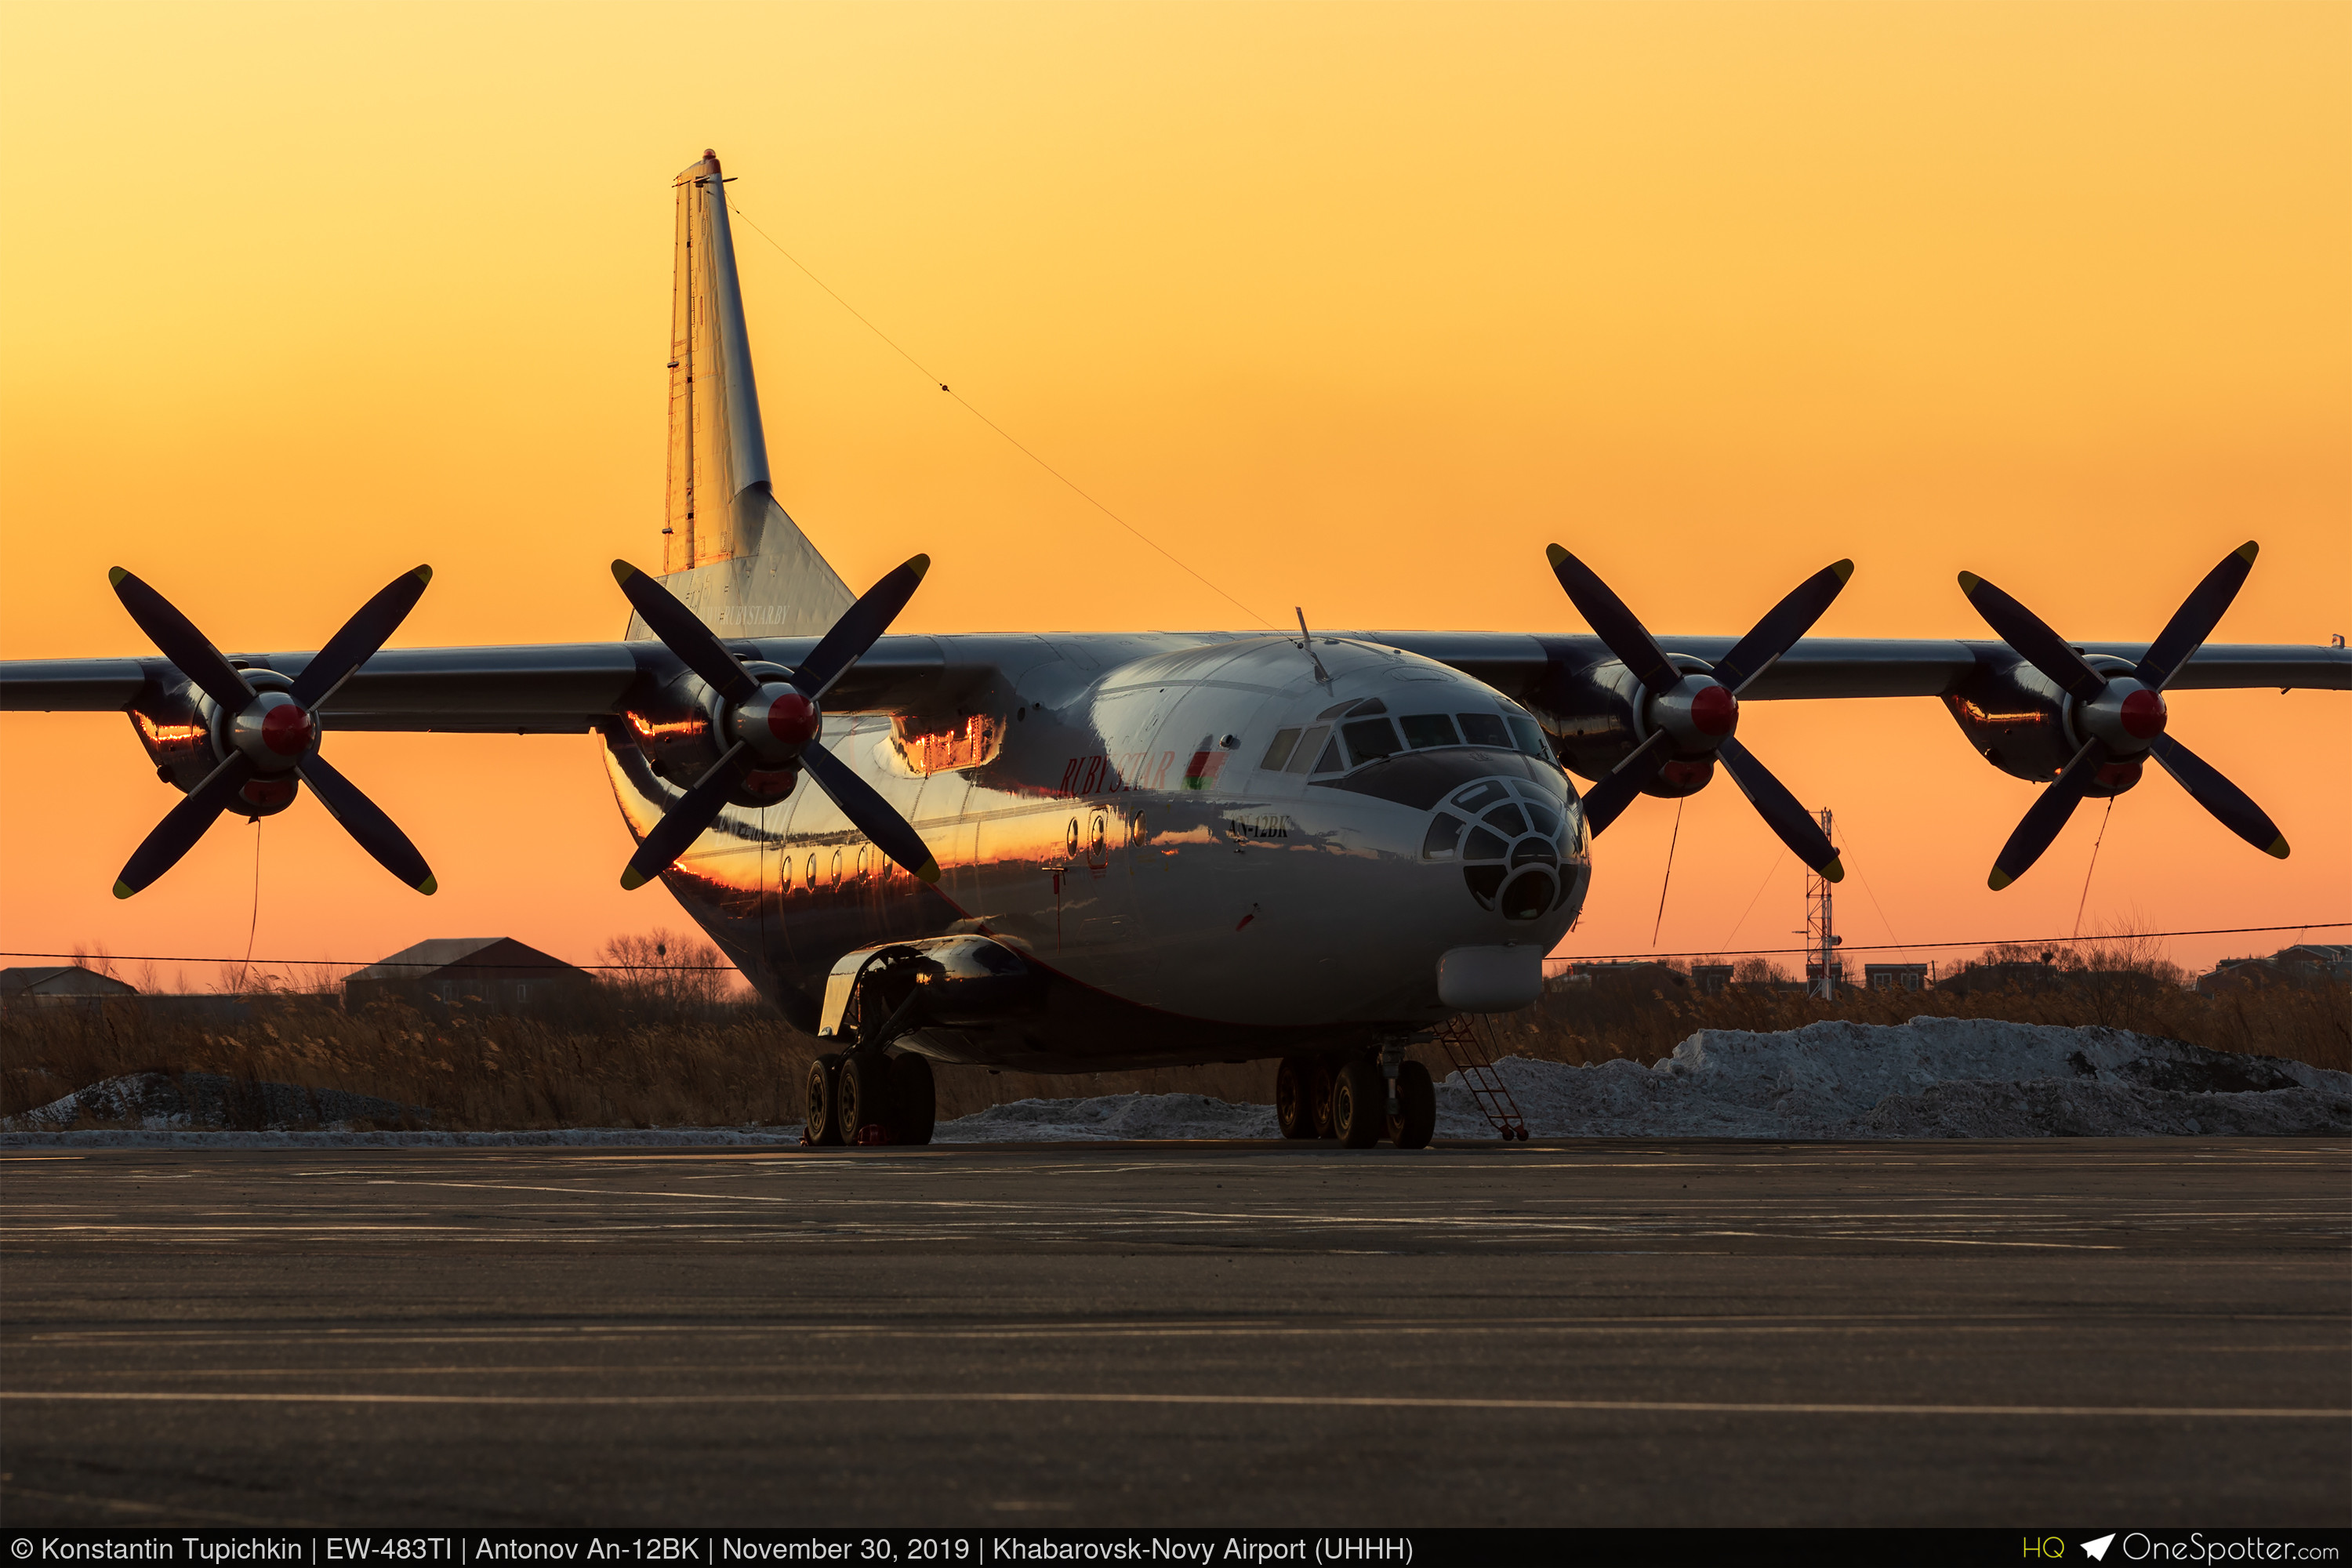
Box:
[1294,607,1332,684]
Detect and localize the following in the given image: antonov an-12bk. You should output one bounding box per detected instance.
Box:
[5,151,2345,1148]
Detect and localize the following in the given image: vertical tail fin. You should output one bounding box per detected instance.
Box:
[655,150,852,637]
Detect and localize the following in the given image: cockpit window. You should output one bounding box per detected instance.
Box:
[1286,724,1332,774]
[1398,713,1458,750]
[1341,718,1401,765]
[1261,728,1301,771]
[1347,697,1388,716]
[1505,715,1552,759]
[1310,734,1345,773]
[1456,712,1510,749]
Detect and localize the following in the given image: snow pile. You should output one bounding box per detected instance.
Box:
[935,1091,1275,1143]
[1432,1018,2350,1139]
[3,1071,430,1134]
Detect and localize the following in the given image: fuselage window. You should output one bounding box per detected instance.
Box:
[1341,717,1401,765]
[1310,735,1345,774]
[1421,811,1465,859]
[1457,712,1510,749]
[1286,725,1332,774]
[1261,728,1302,771]
[1399,713,1458,750]
[829,849,844,887]
[804,853,818,888]
[1506,715,1553,758]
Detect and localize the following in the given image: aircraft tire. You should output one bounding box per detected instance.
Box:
[891,1051,936,1145]
[1310,1061,1338,1138]
[837,1051,895,1145]
[806,1054,845,1146]
[1391,1061,1436,1150]
[1274,1057,1319,1140]
[1332,1060,1385,1149]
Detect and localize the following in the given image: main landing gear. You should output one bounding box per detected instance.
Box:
[804,1049,936,1146]
[1276,1054,1436,1149]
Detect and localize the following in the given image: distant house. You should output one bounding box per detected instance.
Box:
[2196,945,2352,997]
[0,964,139,1006]
[1863,964,1930,993]
[1553,960,1690,996]
[1936,958,2063,996]
[343,938,590,1014]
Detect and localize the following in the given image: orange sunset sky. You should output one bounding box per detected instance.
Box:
[1,0,2346,993]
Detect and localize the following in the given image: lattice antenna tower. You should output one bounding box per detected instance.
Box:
[1804,808,1840,1000]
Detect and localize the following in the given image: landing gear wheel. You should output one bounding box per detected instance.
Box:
[837,1051,895,1145]
[1275,1057,1319,1140]
[1332,1060,1385,1149]
[1390,1060,1436,1150]
[891,1052,936,1145]
[1310,1061,1338,1138]
[805,1053,845,1146]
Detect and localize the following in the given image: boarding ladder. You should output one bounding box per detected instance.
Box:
[1429,1014,1530,1142]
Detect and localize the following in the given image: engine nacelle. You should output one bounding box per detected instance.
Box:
[1943,655,2147,798]
[619,660,804,810]
[1530,655,1716,799]
[126,669,303,819]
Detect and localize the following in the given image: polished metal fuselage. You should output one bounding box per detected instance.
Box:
[604,632,1589,1072]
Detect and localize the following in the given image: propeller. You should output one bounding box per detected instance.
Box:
[108,566,437,897]
[611,556,941,889]
[1547,545,1851,881]
[1959,541,2287,889]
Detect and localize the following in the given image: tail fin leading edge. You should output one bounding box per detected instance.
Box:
[655,149,852,638]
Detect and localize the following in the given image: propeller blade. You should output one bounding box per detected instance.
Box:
[1575,730,1673,838]
[1988,737,2110,890]
[800,741,941,883]
[620,744,750,890]
[291,565,434,709]
[791,554,931,701]
[2135,542,2257,692]
[2147,734,2288,859]
[1715,738,1842,880]
[114,752,256,898]
[1711,560,1855,695]
[611,561,760,706]
[109,568,255,713]
[296,754,437,893]
[1546,546,1679,696]
[1956,572,2107,703]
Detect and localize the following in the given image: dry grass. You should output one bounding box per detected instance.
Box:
[5,938,2341,1131]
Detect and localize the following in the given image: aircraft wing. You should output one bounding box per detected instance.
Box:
[1374,633,2352,701]
[4,633,2343,731]
[0,637,965,731]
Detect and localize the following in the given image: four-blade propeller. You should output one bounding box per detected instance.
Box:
[610,555,941,891]
[1547,545,1852,882]
[108,565,437,898]
[1959,541,2287,889]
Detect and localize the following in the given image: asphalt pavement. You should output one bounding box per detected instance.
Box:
[2,1138,2346,1526]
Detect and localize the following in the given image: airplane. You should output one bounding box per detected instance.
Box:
[3,150,2345,1150]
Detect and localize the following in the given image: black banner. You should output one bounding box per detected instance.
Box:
[5,1530,2349,1568]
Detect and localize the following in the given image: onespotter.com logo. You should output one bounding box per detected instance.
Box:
[2036,1534,2343,1563]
